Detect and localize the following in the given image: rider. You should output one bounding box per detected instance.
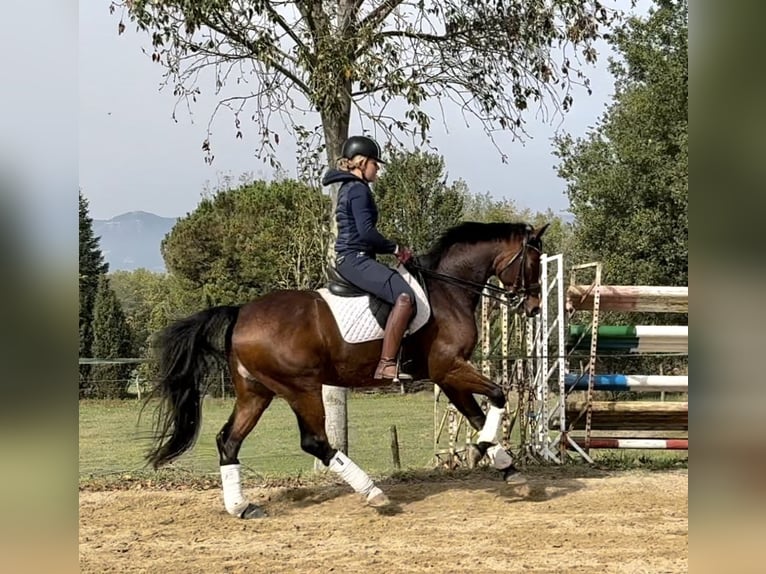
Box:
[322,135,416,381]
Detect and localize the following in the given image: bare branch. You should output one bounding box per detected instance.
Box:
[377,29,449,43]
[360,0,405,29]
[116,0,619,173]
[261,2,311,60]
[295,0,330,47]
[200,11,311,94]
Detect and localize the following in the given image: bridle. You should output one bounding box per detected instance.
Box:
[409,231,542,311]
[495,235,542,306]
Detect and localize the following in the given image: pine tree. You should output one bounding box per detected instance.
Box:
[79,191,109,394]
[79,191,108,357]
[91,275,135,398]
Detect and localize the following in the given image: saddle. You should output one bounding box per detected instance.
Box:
[326,266,392,329]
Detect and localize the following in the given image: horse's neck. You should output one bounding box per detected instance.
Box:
[430,243,498,313]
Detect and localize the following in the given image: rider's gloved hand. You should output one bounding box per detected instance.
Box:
[394,245,414,265]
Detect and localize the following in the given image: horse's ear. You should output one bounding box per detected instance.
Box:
[533,223,551,239]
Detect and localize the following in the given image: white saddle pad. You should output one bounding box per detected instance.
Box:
[317,265,431,344]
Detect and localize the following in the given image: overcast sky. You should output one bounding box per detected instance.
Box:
[78,1,648,221]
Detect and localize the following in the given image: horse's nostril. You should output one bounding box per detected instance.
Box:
[528,306,540,318]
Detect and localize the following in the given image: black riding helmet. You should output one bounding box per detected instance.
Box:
[341,135,385,164]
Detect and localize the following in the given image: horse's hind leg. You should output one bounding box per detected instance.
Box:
[288,388,390,508]
[216,371,275,519]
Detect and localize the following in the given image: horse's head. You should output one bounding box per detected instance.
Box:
[494,223,550,317]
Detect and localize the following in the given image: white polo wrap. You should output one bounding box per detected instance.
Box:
[328,451,379,497]
[478,405,505,444]
[220,464,250,517]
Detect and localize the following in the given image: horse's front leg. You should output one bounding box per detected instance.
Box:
[437,359,524,483]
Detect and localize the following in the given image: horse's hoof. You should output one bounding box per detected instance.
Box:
[503,465,528,485]
[466,443,483,469]
[366,492,390,508]
[239,503,267,519]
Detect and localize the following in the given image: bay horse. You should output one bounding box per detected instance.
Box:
[146,221,549,518]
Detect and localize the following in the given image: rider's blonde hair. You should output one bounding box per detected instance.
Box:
[337,154,367,172]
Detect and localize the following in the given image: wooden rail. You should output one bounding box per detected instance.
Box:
[566,285,688,313]
[562,401,688,431]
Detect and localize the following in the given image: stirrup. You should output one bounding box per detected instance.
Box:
[374,359,412,383]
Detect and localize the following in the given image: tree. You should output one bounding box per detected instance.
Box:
[79,191,109,356]
[374,150,466,252]
[114,1,616,185]
[553,0,687,385]
[554,0,688,287]
[462,191,519,224]
[161,178,330,304]
[115,0,616,453]
[79,191,109,391]
[91,275,135,398]
[109,269,171,356]
[372,150,575,263]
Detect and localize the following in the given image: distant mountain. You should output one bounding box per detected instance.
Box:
[93,211,177,272]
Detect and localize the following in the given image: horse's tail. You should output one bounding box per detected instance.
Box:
[144,305,241,469]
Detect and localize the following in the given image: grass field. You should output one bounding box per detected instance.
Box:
[79,392,436,483]
[79,391,687,488]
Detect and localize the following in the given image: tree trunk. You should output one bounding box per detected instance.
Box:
[322,104,350,245]
[315,103,351,467]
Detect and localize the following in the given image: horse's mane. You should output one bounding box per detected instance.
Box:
[418,221,531,270]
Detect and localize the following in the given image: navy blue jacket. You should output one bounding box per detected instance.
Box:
[322,169,397,256]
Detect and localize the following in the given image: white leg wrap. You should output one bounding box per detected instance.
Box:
[487,444,513,470]
[328,451,380,498]
[477,405,505,444]
[220,464,250,517]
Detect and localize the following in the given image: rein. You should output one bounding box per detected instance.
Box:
[409,263,513,306]
[409,237,541,310]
